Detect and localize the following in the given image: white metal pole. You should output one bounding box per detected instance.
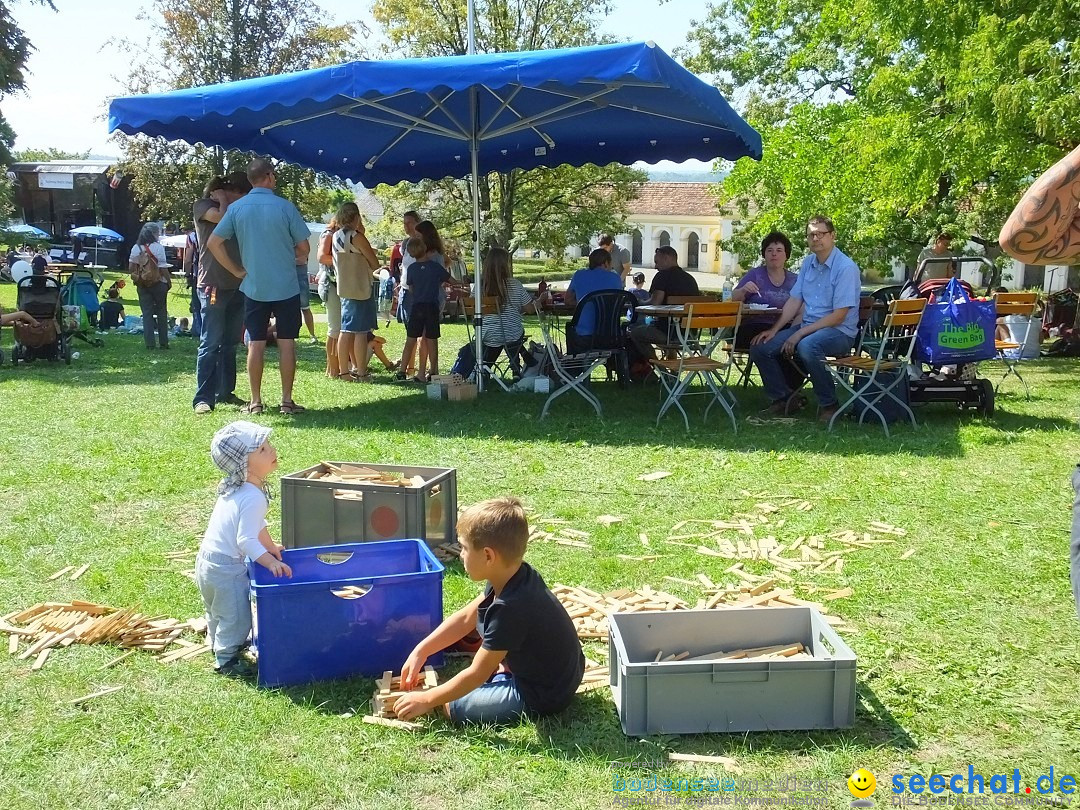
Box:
[467,0,484,392]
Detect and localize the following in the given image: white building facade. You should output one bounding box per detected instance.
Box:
[566,182,739,274]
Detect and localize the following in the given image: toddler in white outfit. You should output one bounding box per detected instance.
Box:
[196,421,292,676]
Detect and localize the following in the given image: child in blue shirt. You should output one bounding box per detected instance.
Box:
[395,236,452,383]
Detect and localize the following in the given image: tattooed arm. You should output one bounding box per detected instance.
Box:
[999,144,1080,265]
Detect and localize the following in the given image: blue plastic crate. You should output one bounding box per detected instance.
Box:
[248,539,444,688]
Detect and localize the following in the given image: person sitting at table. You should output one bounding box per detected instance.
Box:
[563,248,623,353]
[729,231,805,392]
[628,245,700,361]
[629,271,651,304]
[473,246,538,376]
[749,215,861,422]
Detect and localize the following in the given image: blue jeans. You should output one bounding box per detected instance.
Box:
[190,286,203,337]
[749,325,854,408]
[193,287,245,408]
[447,672,530,725]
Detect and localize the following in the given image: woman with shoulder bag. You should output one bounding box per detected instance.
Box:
[129,222,170,349]
[332,202,380,382]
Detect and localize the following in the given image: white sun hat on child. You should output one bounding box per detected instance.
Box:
[210,420,272,496]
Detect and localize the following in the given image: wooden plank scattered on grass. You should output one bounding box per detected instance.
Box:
[638,471,672,482]
[69,564,91,581]
[67,685,124,705]
[361,715,423,732]
[668,752,741,772]
[31,649,50,671]
[46,566,74,581]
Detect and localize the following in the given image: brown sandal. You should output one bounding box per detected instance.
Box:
[240,402,264,415]
[279,401,306,415]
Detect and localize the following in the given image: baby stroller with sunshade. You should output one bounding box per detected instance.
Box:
[11,274,70,364]
[58,268,105,348]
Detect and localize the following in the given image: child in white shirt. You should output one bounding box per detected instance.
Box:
[197,421,292,676]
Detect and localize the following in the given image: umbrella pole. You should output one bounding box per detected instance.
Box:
[469,89,484,394]
[467,0,484,393]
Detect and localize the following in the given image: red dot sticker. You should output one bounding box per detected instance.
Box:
[370,506,400,538]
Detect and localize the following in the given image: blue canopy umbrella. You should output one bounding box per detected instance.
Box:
[4,223,50,239]
[70,225,124,267]
[108,40,761,388]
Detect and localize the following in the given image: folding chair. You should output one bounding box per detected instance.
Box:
[824,298,927,436]
[651,301,742,431]
[462,296,526,391]
[992,292,1039,399]
[539,289,637,419]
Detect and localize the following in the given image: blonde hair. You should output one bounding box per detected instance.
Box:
[457,496,529,561]
[335,202,362,232]
[405,236,427,259]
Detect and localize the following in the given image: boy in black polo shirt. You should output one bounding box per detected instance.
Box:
[395,496,585,725]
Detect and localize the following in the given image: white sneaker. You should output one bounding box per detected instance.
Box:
[194,402,212,414]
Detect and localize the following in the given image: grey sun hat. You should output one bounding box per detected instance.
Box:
[210,421,272,497]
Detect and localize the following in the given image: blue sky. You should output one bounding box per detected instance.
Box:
[3,0,715,171]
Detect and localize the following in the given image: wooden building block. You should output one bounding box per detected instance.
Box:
[362,715,423,732]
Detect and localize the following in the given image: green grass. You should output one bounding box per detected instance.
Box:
[2,273,1079,809]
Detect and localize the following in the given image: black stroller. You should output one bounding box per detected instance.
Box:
[11,275,70,364]
[902,256,996,416]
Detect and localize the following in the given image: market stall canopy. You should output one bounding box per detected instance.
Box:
[107,41,761,185]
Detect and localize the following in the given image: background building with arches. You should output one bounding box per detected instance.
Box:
[566,182,739,275]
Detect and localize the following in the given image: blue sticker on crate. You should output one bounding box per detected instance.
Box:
[248,539,444,688]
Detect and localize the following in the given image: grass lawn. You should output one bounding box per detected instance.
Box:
[1,275,1079,809]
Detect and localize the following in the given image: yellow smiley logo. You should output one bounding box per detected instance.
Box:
[848,768,877,799]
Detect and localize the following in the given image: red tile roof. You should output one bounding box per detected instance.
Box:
[629,183,725,217]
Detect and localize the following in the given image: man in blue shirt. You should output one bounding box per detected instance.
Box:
[564,248,623,352]
[208,158,312,416]
[749,216,861,422]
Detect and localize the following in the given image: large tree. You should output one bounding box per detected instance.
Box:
[113,0,363,224]
[684,0,1080,274]
[0,1,57,217]
[370,0,646,260]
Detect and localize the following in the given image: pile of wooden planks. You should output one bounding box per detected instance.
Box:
[302,462,425,488]
[362,667,438,731]
[577,658,611,693]
[650,641,813,663]
[2,600,209,670]
[552,585,688,640]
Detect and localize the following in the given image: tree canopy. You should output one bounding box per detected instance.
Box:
[113,0,362,225]
[369,0,645,261]
[684,0,1080,273]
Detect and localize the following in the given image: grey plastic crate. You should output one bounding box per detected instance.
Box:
[280,462,457,549]
[608,607,856,735]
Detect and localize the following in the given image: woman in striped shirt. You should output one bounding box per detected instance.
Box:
[478,247,538,376]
